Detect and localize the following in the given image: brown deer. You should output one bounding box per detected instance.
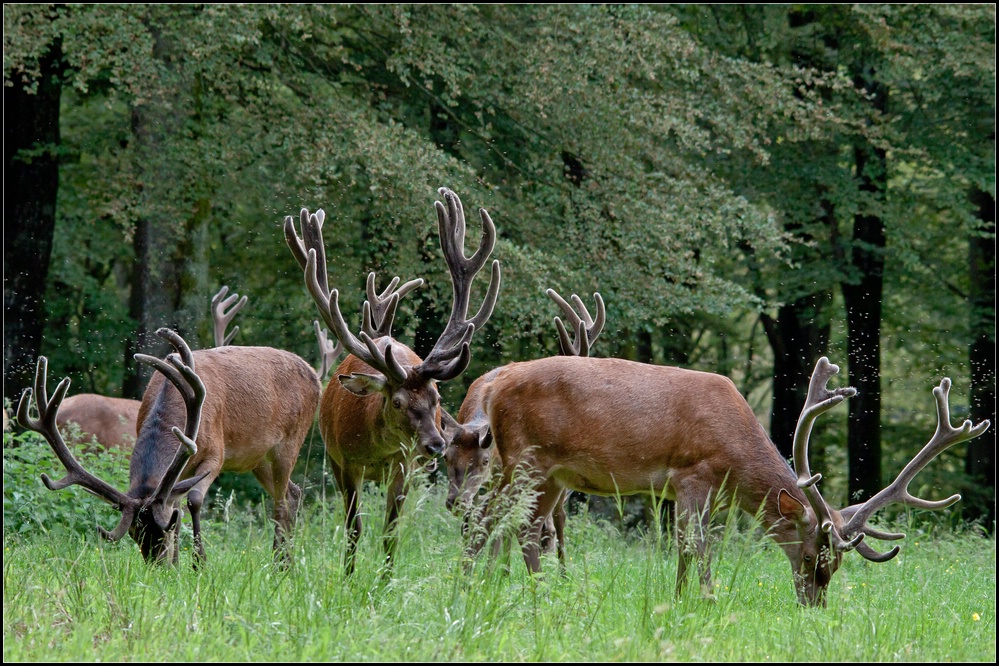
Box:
[55,394,142,452]
[50,286,249,454]
[444,288,605,562]
[19,327,321,566]
[449,355,990,606]
[284,187,500,573]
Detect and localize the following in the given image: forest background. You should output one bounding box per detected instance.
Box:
[4,4,995,525]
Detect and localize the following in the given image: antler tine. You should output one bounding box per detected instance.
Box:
[791,357,859,551]
[314,320,343,381]
[547,289,605,357]
[17,357,134,510]
[211,285,248,347]
[419,187,501,381]
[134,328,207,506]
[361,271,424,338]
[840,377,991,544]
[289,207,408,384]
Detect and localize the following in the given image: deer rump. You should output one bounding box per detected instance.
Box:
[134,345,320,486]
[480,355,784,501]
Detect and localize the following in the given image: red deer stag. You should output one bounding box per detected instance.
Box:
[20,327,321,565]
[285,187,500,573]
[50,286,249,453]
[444,288,605,562]
[450,355,990,606]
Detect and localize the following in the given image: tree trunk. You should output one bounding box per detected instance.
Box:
[763,290,833,459]
[841,139,887,503]
[4,41,63,406]
[122,208,152,400]
[964,186,995,529]
[841,68,888,503]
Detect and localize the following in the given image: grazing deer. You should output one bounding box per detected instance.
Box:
[450,355,990,606]
[444,288,605,562]
[55,394,142,452]
[19,327,321,566]
[285,187,500,573]
[49,286,248,454]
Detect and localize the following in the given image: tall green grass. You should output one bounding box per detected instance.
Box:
[3,473,995,662]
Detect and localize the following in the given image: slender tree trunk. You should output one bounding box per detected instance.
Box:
[121,20,211,396]
[763,290,833,459]
[122,204,152,400]
[841,68,888,503]
[762,199,835,459]
[4,41,63,406]
[841,140,887,503]
[964,186,995,529]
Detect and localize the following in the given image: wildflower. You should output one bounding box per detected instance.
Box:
[973,613,981,622]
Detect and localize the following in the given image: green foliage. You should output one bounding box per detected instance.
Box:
[3,427,129,538]
[3,5,994,513]
[2,481,995,662]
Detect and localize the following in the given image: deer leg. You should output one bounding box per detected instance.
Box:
[251,461,295,566]
[540,513,557,556]
[330,460,362,575]
[382,465,407,572]
[185,466,219,569]
[187,490,206,568]
[286,480,303,527]
[521,478,564,574]
[674,489,715,601]
[552,489,568,570]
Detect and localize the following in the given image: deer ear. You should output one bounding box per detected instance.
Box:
[777,488,806,523]
[477,425,493,449]
[338,373,387,396]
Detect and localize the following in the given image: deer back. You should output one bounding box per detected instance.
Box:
[56,394,141,452]
[481,355,800,510]
[132,345,321,495]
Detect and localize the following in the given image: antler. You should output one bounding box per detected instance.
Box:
[314,320,343,381]
[416,187,501,381]
[791,357,863,553]
[546,289,605,357]
[837,377,991,559]
[17,358,135,514]
[284,208,419,384]
[362,272,424,339]
[793,359,992,564]
[117,328,207,539]
[211,286,247,347]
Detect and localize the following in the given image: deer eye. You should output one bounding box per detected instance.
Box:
[392,398,402,409]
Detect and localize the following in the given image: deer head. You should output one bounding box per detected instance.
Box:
[18,329,209,564]
[285,187,500,461]
[777,357,990,606]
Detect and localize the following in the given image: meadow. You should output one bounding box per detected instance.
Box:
[3,464,995,663]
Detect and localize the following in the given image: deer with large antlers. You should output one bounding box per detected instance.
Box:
[50,286,250,455]
[285,187,500,573]
[447,355,989,606]
[444,288,605,563]
[20,327,321,565]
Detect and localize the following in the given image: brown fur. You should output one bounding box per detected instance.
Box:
[320,337,445,573]
[57,394,141,452]
[134,345,321,564]
[453,355,835,605]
